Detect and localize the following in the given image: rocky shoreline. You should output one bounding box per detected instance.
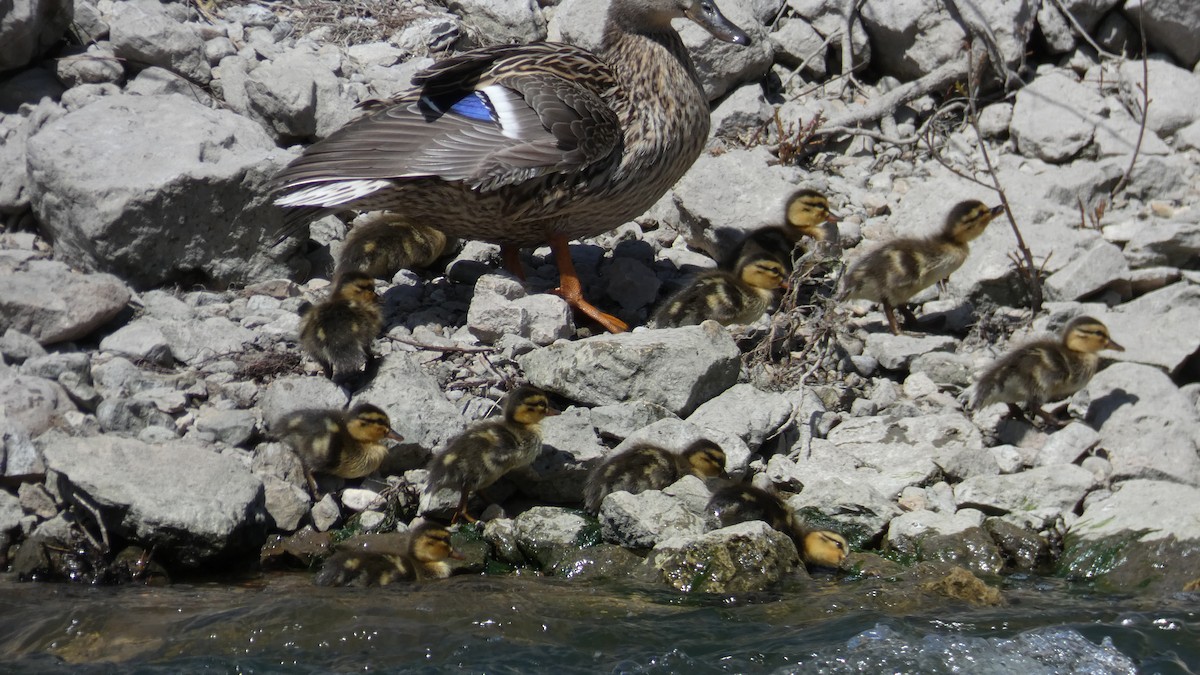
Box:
[2,0,1199,596]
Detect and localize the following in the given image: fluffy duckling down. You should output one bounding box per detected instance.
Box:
[839,200,1002,335]
[273,403,403,495]
[706,483,848,568]
[298,271,382,383]
[728,189,839,270]
[584,439,729,513]
[651,250,791,328]
[314,523,462,587]
[336,212,452,280]
[968,315,1124,424]
[424,386,554,524]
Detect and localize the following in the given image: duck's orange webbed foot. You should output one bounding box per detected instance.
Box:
[548,234,628,333]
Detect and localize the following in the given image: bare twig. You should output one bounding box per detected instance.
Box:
[1110,19,1151,199]
[1046,0,1123,59]
[386,335,496,354]
[838,0,867,93]
[815,60,968,137]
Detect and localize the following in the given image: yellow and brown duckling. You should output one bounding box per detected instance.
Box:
[314,523,462,587]
[728,189,839,270]
[706,483,848,568]
[336,212,452,280]
[968,315,1124,424]
[650,250,791,328]
[298,271,383,383]
[838,200,1003,335]
[273,403,404,496]
[583,439,729,513]
[424,385,554,524]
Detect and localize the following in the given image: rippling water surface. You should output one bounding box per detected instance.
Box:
[1,573,1196,673]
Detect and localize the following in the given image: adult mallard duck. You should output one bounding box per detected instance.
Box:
[968,315,1124,425]
[314,523,462,587]
[838,200,1003,334]
[706,483,848,568]
[650,249,790,328]
[272,402,404,496]
[583,439,729,513]
[272,0,750,334]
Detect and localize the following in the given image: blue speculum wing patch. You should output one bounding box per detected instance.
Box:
[448,92,496,122]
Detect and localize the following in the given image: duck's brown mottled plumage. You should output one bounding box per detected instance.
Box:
[272,0,749,333]
[969,315,1124,423]
[727,189,839,270]
[425,386,554,523]
[706,483,848,568]
[651,251,790,328]
[583,439,728,513]
[839,200,1003,334]
[336,212,452,279]
[273,402,403,495]
[314,524,461,587]
[298,271,382,382]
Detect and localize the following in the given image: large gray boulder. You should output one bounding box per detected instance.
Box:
[953,465,1097,521]
[642,520,801,592]
[1010,70,1104,163]
[1117,59,1200,136]
[109,0,211,84]
[0,263,130,345]
[42,434,269,567]
[684,383,793,452]
[0,0,73,72]
[25,94,301,289]
[599,489,707,549]
[1123,0,1200,68]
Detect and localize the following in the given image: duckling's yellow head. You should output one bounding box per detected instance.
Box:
[332,271,379,305]
[410,524,464,563]
[785,189,839,238]
[943,200,1003,244]
[803,530,848,567]
[505,385,555,426]
[737,256,790,291]
[1062,316,1124,354]
[682,439,729,479]
[346,403,404,443]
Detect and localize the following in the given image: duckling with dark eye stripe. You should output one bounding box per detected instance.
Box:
[706,483,848,568]
[968,315,1124,425]
[336,212,452,280]
[298,271,382,384]
[584,439,729,513]
[424,386,554,524]
[728,189,839,271]
[838,200,1003,335]
[314,523,462,587]
[273,403,403,496]
[650,250,791,328]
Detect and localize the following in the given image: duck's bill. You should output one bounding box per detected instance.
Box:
[387,430,406,442]
[989,204,1005,217]
[1106,339,1126,352]
[686,0,751,46]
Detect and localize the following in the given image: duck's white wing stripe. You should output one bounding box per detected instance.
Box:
[274,179,394,208]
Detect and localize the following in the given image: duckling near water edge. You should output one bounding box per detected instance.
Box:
[424,386,554,524]
[838,200,1003,335]
[650,251,791,328]
[968,315,1124,425]
[314,523,462,587]
[706,483,848,568]
[272,0,751,334]
[298,271,382,384]
[273,403,403,496]
[336,212,452,280]
[583,439,729,513]
[727,189,839,270]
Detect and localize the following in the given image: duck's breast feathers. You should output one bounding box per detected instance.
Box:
[274,42,623,201]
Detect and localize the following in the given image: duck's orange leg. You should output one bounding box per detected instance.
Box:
[882,301,902,335]
[450,488,477,525]
[501,244,526,280]
[548,233,627,333]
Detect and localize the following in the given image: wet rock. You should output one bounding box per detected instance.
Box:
[684,383,793,452]
[599,488,707,549]
[352,353,467,467]
[41,434,268,568]
[886,510,1005,575]
[918,565,1004,606]
[864,333,957,371]
[512,506,592,570]
[0,0,73,72]
[984,517,1050,571]
[520,323,740,417]
[546,543,643,580]
[109,0,211,84]
[643,520,800,593]
[0,266,130,346]
[259,528,332,568]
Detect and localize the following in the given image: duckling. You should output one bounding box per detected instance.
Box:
[650,250,791,328]
[706,483,848,568]
[298,271,382,383]
[314,523,462,587]
[968,315,1124,424]
[583,439,729,513]
[273,403,403,496]
[838,200,1003,335]
[336,212,452,280]
[424,386,554,524]
[728,189,839,270]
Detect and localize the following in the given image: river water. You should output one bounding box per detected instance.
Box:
[2,572,1196,673]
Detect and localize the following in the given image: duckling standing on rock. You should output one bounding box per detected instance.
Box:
[584,439,729,513]
[838,200,1003,335]
[298,271,382,384]
[272,403,404,496]
[968,315,1124,425]
[706,483,848,568]
[314,523,462,587]
[424,386,554,524]
[728,189,839,270]
[336,212,451,280]
[271,0,750,334]
[650,251,791,328]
